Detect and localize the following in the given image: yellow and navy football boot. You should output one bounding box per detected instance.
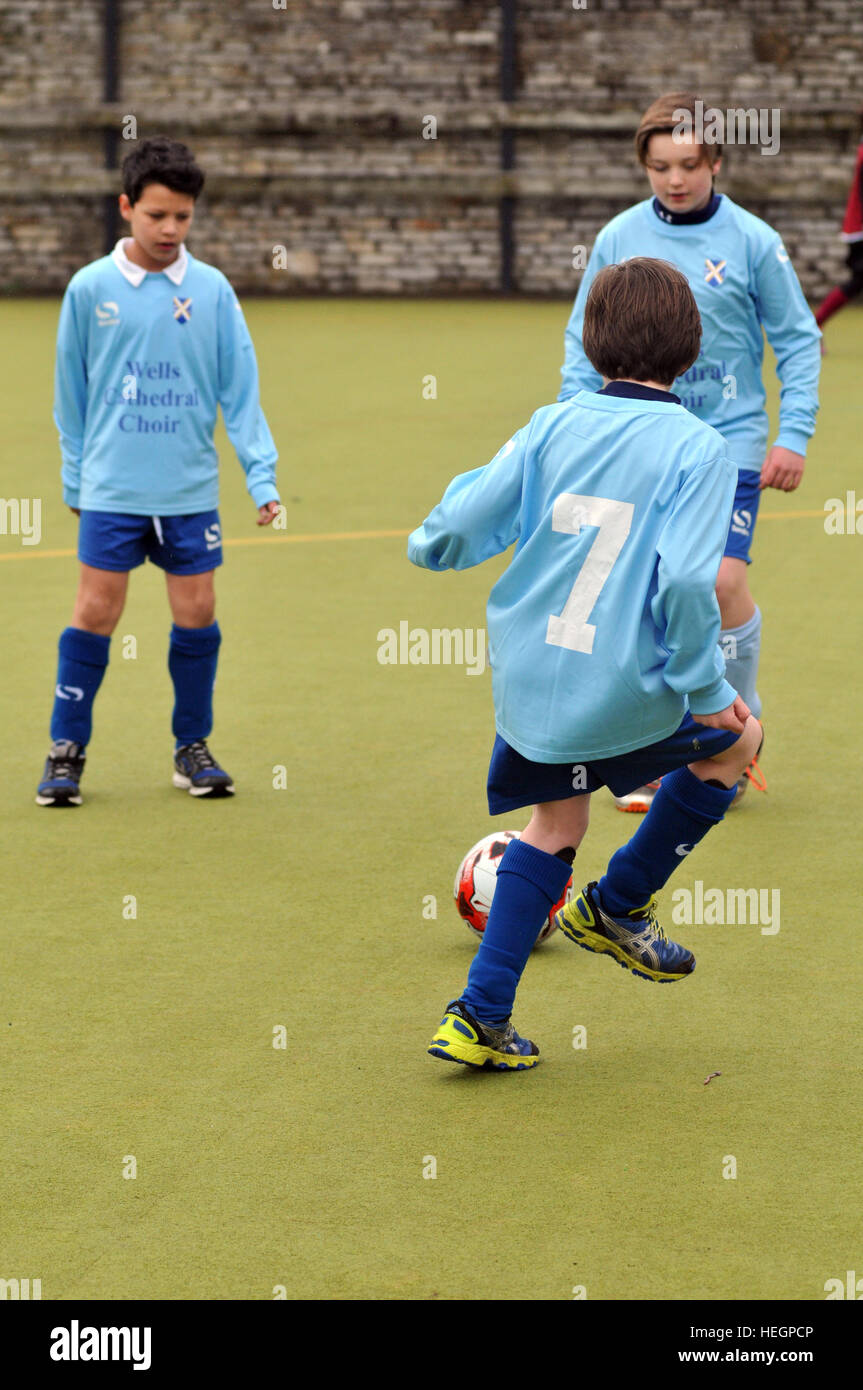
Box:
[428,1000,540,1070]
[555,881,695,983]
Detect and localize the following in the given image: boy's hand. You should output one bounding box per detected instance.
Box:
[691,696,752,734]
[256,500,281,527]
[759,446,804,492]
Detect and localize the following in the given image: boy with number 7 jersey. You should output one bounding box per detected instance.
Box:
[409,259,761,1072]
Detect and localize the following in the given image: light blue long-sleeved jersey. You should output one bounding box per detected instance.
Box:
[54,242,278,514]
[560,196,821,468]
[408,389,738,762]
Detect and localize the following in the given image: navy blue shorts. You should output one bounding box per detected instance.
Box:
[487,714,740,814]
[723,469,761,563]
[78,510,223,575]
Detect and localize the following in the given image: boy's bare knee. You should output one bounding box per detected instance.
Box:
[73,566,127,632]
[723,714,761,765]
[524,796,590,854]
[739,713,763,763]
[715,558,756,629]
[72,603,119,635]
[73,586,125,635]
[716,565,744,612]
[166,574,215,628]
[172,600,215,627]
[694,715,761,782]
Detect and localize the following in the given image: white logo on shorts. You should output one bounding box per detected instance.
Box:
[731,508,752,536]
[55,683,84,701]
[675,843,694,857]
[204,523,221,550]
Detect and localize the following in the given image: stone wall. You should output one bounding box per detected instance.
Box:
[0,0,860,298]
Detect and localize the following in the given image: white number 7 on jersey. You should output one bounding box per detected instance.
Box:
[545,494,634,654]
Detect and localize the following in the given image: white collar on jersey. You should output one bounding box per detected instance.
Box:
[111,238,189,287]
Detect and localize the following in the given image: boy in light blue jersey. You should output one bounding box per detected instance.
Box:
[560,92,821,812]
[37,137,280,806]
[410,259,761,1072]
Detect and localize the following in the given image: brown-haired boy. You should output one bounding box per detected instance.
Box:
[561,92,820,812]
[410,257,760,1070]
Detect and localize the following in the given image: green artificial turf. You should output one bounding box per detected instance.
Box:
[1,299,861,1300]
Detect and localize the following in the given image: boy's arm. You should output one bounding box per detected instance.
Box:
[408,426,529,571]
[752,235,821,469]
[651,453,739,714]
[53,282,88,508]
[217,281,280,509]
[558,232,610,402]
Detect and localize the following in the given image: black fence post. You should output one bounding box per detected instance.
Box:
[103,0,121,254]
[500,0,517,293]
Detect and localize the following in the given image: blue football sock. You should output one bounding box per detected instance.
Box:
[461,838,573,1025]
[50,627,111,746]
[168,621,221,748]
[599,767,737,917]
[721,606,762,719]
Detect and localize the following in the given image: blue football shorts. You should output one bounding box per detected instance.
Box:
[77,509,223,575]
[487,713,740,814]
[723,469,761,563]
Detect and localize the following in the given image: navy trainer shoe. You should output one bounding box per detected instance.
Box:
[36,740,86,806]
[173,740,235,797]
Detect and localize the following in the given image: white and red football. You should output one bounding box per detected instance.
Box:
[453,830,570,946]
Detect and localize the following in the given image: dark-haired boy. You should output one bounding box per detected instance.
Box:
[410,258,761,1071]
[38,136,279,805]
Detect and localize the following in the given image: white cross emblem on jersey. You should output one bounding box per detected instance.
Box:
[172,296,193,323]
[704,258,726,286]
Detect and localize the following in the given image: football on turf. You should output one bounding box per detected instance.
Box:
[453,830,571,945]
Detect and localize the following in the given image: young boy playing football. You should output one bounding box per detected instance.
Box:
[559,92,821,812]
[38,136,280,806]
[410,258,761,1071]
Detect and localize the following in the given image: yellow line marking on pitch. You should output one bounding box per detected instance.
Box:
[758,509,827,520]
[229,528,410,547]
[0,528,411,561]
[0,546,78,561]
[0,512,831,561]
